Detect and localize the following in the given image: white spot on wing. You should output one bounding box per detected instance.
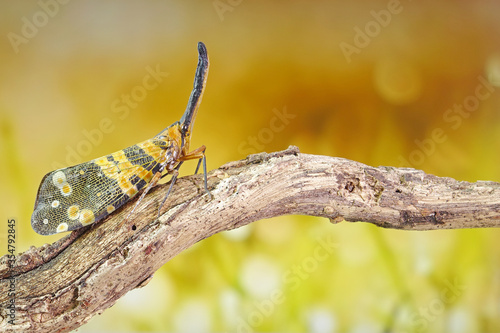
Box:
[67,205,80,220]
[52,170,67,188]
[56,223,68,233]
[60,183,72,196]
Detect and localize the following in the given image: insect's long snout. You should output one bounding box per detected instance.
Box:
[180,42,210,138]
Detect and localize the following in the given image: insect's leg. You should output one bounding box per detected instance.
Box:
[120,170,163,229]
[180,145,211,199]
[194,155,210,197]
[194,157,202,175]
[181,145,206,162]
[157,162,184,218]
[199,154,210,198]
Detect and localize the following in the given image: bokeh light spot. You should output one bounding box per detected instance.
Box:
[240,255,281,299]
[485,54,500,87]
[306,307,336,333]
[173,299,211,333]
[373,59,422,105]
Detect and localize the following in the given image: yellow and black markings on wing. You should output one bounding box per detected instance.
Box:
[31,138,174,235]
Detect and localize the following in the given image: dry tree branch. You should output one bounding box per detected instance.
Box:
[1,146,499,332]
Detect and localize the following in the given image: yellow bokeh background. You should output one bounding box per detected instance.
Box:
[1,1,500,332]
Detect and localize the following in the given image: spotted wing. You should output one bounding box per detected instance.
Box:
[31,138,172,235]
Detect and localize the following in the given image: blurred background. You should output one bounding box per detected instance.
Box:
[1,0,500,332]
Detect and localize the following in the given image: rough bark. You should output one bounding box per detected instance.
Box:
[1,146,499,332]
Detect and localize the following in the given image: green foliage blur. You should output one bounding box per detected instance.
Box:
[0,0,499,332]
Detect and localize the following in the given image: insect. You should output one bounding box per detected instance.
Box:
[31,42,211,235]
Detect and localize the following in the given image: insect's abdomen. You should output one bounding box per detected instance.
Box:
[31,138,171,235]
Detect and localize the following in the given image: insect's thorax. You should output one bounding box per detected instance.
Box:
[157,123,187,165]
